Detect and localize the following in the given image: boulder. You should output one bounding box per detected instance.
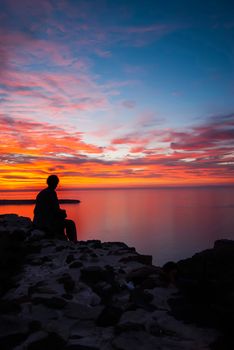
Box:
[119,254,152,265]
[96,306,123,327]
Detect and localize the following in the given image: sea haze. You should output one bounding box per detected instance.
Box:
[1,187,234,265]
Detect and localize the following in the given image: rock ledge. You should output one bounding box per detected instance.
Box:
[0,214,219,349]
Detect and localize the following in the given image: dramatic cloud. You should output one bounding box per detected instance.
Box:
[1,112,234,189]
[0,0,233,189]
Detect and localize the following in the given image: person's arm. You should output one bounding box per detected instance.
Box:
[51,191,67,219]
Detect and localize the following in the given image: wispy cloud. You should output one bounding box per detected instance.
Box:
[0,0,233,188]
[0,112,233,188]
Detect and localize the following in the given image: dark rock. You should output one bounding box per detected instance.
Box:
[86,240,102,249]
[62,293,73,300]
[55,246,66,252]
[129,288,155,310]
[140,276,160,289]
[92,281,119,303]
[117,309,148,332]
[162,261,178,286]
[32,297,66,309]
[40,256,52,263]
[28,281,48,295]
[103,242,129,248]
[0,333,28,350]
[170,240,234,341]
[96,306,123,327]
[214,239,234,250]
[80,266,115,285]
[29,258,45,265]
[64,302,102,320]
[66,344,100,350]
[69,261,83,268]
[0,230,27,297]
[112,330,159,350]
[66,254,75,264]
[120,254,152,265]
[57,274,75,293]
[11,229,27,241]
[108,247,136,256]
[27,332,65,350]
[77,246,93,253]
[126,266,160,285]
[28,320,42,332]
[0,300,21,314]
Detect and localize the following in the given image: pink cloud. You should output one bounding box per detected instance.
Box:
[122,100,136,108]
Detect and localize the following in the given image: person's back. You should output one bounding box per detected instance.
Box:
[33,186,61,232]
[33,175,77,242]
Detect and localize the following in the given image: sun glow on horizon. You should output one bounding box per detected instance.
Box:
[0,0,234,191]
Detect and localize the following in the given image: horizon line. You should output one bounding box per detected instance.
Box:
[1,183,234,192]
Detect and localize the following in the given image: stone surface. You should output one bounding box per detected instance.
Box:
[64,302,103,320]
[96,306,123,327]
[0,214,222,349]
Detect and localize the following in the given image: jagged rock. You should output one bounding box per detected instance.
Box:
[28,285,57,295]
[0,315,28,337]
[140,276,161,289]
[102,242,129,249]
[96,306,123,327]
[20,332,65,350]
[0,332,28,350]
[0,299,21,314]
[129,288,155,310]
[28,229,46,241]
[214,239,234,249]
[56,245,67,251]
[66,254,75,264]
[69,319,98,338]
[108,247,136,256]
[148,287,173,311]
[27,304,59,321]
[63,302,103,320]
[66,342,100,350]
[117,309,149,332]
[69,261,83,268]
[111,330,160,350]
[86,239,102,249]
[92,281,119,303]
[80,266,115,285]
[119,254,152,265]
[75,284,101,306]
[32,296,66,309]
[57,274,75,293]
[126,266,161,285]
[0,214,221,349]
[175,239,234,329]
[44,319,72,341]
[62,293,73,300]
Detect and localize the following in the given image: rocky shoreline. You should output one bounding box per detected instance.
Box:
[0,214,233,349]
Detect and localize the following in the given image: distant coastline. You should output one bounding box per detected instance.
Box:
[0,199,80,205]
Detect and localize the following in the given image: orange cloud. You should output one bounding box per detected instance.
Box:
[1,113,234,190]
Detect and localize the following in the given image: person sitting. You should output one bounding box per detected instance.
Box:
[33,175,77,242]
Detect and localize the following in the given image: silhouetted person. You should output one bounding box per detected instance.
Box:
[33,175,77,242]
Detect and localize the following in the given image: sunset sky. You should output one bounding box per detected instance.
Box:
[0,0,234,190]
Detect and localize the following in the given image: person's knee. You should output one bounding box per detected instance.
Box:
[65,219,77,242]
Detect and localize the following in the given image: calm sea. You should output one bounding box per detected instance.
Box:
[1,187,234,265]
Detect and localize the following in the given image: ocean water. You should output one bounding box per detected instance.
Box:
[1,187,234,265]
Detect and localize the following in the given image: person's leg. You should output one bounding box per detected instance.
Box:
[64,219,77,242]
[51,223,66,240]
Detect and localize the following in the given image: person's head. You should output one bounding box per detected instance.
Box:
[47,175,59,189]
